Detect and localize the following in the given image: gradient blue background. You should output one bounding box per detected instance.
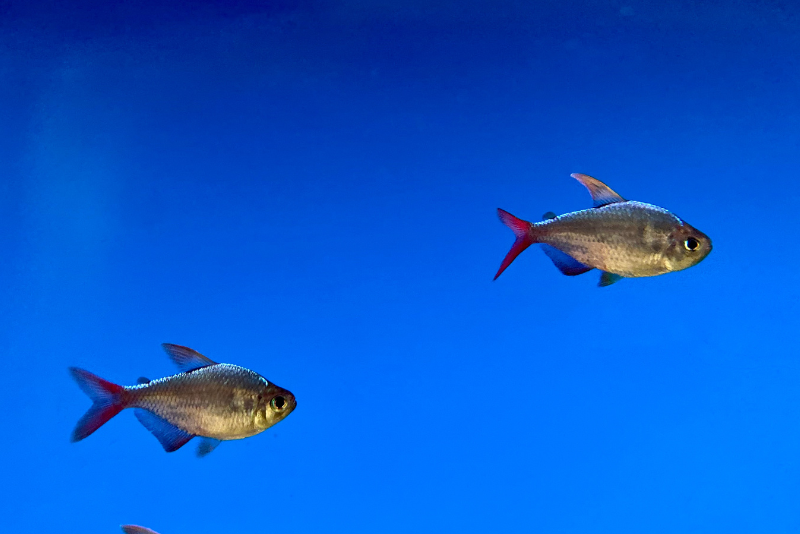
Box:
[4,1,800,532]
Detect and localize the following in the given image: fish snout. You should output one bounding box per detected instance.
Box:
[282,391,297,414]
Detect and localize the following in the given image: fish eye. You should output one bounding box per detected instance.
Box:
[271,396,286,411]
[684,237,700,251]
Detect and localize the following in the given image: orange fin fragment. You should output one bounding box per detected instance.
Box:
[571,173,626,207]
[494,208,536,280]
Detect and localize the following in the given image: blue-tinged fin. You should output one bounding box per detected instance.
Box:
[599,271,624,287]
[161,343,217,372]
[540,245,593,276]
[136,377,151,385]
[134,408,194,452]
[571,173,626,207]
[197,438,222,458]
[542,211,558,220]
[121,526,160,534]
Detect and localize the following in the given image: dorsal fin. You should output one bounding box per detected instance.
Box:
[542,211,557,220]
[161,343,217,372]
[571,173,626,207]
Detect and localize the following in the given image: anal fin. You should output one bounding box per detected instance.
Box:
[541,245,593,276]
[599,271,624,287]
[134,409,194,452]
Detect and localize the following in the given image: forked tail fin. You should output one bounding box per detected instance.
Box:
[69,367,126,442]
[494,208,536,280]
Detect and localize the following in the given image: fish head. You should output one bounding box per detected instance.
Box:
[255,383,297,430]
[663,221,712,272]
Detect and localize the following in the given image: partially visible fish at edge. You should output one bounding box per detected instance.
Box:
[69,343,296,456]
[494,173,712,286]
[122,526,161,534]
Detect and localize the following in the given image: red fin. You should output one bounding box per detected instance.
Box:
[494,208,536,280]
[69,367,126,442]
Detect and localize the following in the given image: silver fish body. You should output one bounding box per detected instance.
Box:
[536,201,710,277]
[128,363,290,440]
[494,173,712,286]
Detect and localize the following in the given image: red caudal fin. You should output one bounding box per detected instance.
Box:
[494,208,536,280]
[69,367,126,442]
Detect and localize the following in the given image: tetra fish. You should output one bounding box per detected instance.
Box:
[69,343,296,456]
[494,173,712,286]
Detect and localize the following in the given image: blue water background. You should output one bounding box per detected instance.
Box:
[4,1,800,532]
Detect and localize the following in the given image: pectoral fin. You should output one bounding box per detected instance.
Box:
[571,173,626,207]
[598,271,624,287]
